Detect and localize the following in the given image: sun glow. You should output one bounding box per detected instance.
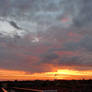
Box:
[0,69,92,80]
[56,69,92,75]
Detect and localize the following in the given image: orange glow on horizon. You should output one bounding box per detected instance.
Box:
[0,68,92,80]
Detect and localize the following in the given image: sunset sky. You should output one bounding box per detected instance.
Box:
[0,0,92,80]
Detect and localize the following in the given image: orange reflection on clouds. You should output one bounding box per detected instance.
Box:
[0,69,92,80]
[0,69,26,76]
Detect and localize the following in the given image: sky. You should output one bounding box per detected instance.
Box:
[0,0,92,80]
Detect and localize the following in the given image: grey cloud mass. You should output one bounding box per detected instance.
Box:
[0,0,92,73]
[0,0,92,32]
[59,56,81,66]
[40,52,59,63]
[63,35,92,52]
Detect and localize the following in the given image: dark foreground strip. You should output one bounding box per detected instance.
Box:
[12,87,43,92]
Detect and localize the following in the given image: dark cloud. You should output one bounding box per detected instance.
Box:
[73,0,92,28]
[63,35,92,52]
[40,52,59,63]
[63,42,79,51]
[79,35,92,51]
[59,56,80,65]
[9,21,21,29]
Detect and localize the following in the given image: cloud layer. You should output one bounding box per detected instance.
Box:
[0,0,92,74]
